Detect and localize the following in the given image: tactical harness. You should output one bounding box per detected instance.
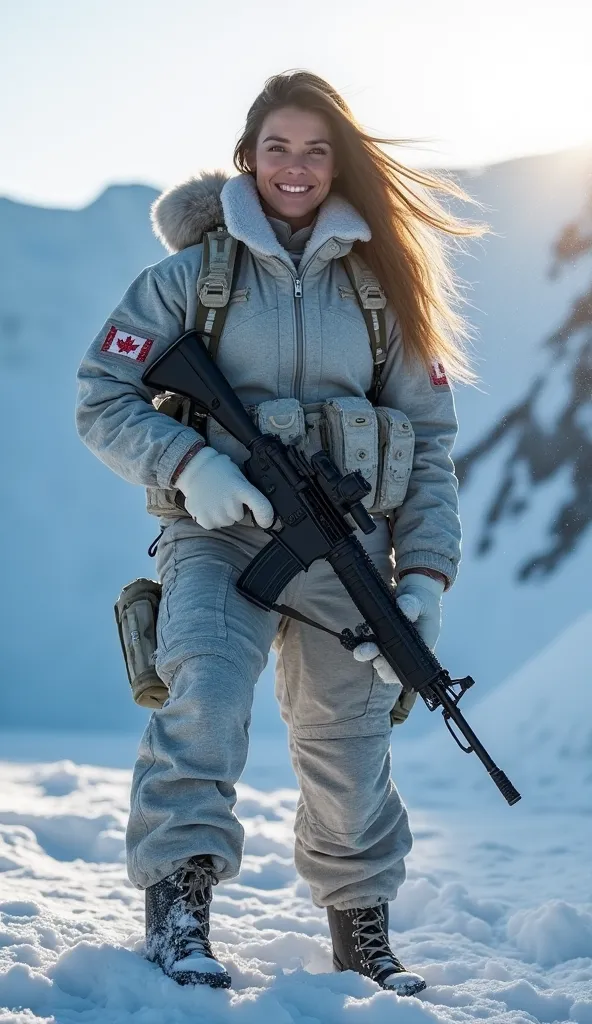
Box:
[194,226,389,402]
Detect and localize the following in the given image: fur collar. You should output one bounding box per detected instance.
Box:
[150,170,228,253]
[151,171,371,264]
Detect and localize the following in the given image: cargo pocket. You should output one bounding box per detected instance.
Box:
[157,551,237,657]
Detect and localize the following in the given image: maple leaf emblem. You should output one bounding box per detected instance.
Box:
[430,360,448,386]
[117,335,139,355]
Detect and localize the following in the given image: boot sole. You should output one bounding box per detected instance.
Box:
[333,955,426,996]
[169,969,232,989]
[382,975,427,997]
[147,951,232,990]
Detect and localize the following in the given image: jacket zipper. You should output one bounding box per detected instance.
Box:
[292,275,304,400]
[275,240,345,400]
[275,255,313,400]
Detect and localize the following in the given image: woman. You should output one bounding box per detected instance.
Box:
[76,71,486,995]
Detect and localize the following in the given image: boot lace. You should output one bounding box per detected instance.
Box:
[174,856,219,959]
[352,906,405,981]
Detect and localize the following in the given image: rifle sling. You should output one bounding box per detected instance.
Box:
[268,601,366,651]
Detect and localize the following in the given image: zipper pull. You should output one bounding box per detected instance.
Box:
[294,278,302,298]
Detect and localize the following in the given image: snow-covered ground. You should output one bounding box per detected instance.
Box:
[1,610,591,1024]
[0,760,591,1023]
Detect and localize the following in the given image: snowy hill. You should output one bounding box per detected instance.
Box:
[0,186,165,732]
[396,606,592,812]
[1,143,592,731]
[439,143,592,707]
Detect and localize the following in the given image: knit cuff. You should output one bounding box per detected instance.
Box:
[393,551,458,591]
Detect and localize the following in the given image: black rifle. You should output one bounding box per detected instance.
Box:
[143,330,521,806]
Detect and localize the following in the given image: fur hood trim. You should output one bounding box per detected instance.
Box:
[151,170,230,253]
[151,170,371,258]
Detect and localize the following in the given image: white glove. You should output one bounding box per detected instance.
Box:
[353,572,445,687]
[394,572,445,650]
[354,642,402,695]
[176,446,274,530]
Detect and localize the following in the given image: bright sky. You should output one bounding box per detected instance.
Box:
[2,0,591,208]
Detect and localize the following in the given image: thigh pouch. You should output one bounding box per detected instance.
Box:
[114,578,168,708]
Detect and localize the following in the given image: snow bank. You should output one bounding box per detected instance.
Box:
[397,607,592,811]
[0,759,590,1023]
[507,902,592,968]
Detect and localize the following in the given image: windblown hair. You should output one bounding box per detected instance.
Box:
[234,71,490,384]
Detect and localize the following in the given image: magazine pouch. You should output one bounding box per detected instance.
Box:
[369,407,415,513]
[322,397,378,508]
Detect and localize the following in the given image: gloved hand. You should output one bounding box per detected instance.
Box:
[176,446,275,530]
[353,571,445,686]
[394,572,445,650]
[353,641,402,695]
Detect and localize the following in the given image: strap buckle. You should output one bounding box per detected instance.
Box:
[198,273,231,308]
[358,278,387,310]
[197,231,238,309]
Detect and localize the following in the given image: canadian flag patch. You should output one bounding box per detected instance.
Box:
[429,359,449,388]
[101,326,154,362]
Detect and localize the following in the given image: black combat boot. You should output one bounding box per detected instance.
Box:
[145,855,231,989]
[327,902,426,996]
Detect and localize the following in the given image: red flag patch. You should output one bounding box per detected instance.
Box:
[429,360,449,388]
[101,326,154,362]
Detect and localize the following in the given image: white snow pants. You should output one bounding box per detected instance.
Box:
[126,514,413,910]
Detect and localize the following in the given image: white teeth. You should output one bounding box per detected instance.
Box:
[277,184,311,193]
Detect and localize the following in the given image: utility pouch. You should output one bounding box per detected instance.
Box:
[390,689,418,726]
[257,398,306,446]
[114,578,168,708]
[369,408,415,513]
[322,397,378,508]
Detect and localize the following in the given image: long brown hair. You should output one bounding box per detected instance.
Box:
[234,71,490,385]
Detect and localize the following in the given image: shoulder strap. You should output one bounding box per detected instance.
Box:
[342,253,388,404]
[153,230,241,429]
[195,227,243,363]
[195,238,387,400]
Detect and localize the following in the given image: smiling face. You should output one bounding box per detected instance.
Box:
[251,106,337,230]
